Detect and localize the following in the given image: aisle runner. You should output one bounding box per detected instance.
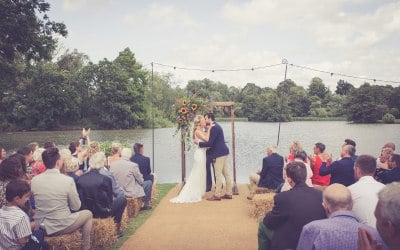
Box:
[121,184,258,250]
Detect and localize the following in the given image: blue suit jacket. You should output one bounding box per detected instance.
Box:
[198,122,229,159]
[258,153,284,189]
[130,154,154,182]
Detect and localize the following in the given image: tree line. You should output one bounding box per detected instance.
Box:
[1,0,399,131]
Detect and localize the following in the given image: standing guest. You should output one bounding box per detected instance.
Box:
[78,152,126,237]
[376,153,400,184]
[43,142,56,149]
[30,148,46,177]
[247,146,284,199]
[110,148,152,211]
[131,143,154,183]
[358,182,400,250]
[0,147,6,164]
[108,142,122,166]
[258,161,326,250]
[347,155,385,228]
[59,149,82,183]
[0,179,47,250]
[309,142,331,188]
[320,144,356,186]
[297,184,385,250]
[31,147,92,250]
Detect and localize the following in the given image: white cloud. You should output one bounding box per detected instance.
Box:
[62,0,113,11]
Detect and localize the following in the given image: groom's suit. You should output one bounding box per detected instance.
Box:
[199,122,232,196]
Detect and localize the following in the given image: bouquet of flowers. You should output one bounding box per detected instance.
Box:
[175,95,207,147]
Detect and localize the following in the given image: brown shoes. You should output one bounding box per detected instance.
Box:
[207,195,221,201]
[221,194,233,199]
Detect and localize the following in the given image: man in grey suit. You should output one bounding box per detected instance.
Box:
[110,148,152,210]
[31,147,93,250]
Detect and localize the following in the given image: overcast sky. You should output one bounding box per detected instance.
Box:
[47,0,400,90]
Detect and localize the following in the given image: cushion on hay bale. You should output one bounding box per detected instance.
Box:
[250,193,275,221]
[254,187,275,194]
[45,230,82,250]
[126,197,143,218]
[120,208,130,231]
[90,217,118,249]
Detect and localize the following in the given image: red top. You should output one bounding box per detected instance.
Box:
[30,161,46,176]
[311,155,330,186]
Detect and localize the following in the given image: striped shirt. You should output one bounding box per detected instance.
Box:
[0,205,31,250]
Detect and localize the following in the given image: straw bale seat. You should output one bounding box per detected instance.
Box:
[254,187,275,194]
[90,217,118,249]
[250,193,275,221]
[126,197,143,218]
[45,230,82,250]
[120,208,130,231]
[151,174,158,203]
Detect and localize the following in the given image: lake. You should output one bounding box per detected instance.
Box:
[1,121,399,184]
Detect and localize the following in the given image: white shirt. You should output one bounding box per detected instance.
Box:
[0,206,31,250]
[348,175,385,228]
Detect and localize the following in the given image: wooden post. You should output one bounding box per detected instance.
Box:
[231,105,239,195]
[181,130,186,185]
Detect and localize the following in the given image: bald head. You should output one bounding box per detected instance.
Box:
[323,184,353,214]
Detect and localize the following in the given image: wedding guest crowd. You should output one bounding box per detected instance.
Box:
[252,139,399,250]
[0,129,154,249]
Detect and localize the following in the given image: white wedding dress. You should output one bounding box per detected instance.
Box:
[170,141,206,203]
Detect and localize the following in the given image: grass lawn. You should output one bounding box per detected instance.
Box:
[108,183,176,250]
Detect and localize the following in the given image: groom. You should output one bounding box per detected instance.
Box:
[195,112,233,201]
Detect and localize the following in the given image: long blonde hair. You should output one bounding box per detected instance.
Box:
[192,115,203,139]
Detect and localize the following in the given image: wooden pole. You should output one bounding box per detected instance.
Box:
[231,105,239,195]
[181,130,186,185]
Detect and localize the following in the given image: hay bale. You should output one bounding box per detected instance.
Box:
[126,197,143,218]
[45,230,82,250]
[90,217,118,249]
[120,208,130,231]
[250,193,275,221]
[151,184,158,203]
[254,187,275,194]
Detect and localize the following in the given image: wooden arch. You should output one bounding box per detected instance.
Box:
[181,101,238,195]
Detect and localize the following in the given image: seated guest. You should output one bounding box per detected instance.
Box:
[281,150,313,192]
[247,146,284,199]
[31,147,93,250]
[16,146,33,172]
[358,182,400,250]
[0,179,47,250]
[348,155,385,228]
[30,148,46,177]
[0,157,25,208]
[110,148,152,211]
[258,161,326,250]
[0,147,7,164]
[286,141,303,162]
[376,154,400,184]
[378,147,394,169]
[43,141,56,149]
[69,140,87,171]
[108,142,121,166]
[309,142,331,188]
[320,144,355,186]
[343,138,358,161]
[130,143,154,183]
[297,184,385,250]
[59,149,82,183]
[77,152,126,237]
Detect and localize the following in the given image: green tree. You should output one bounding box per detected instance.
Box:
[308,77,328,99]
[91,48,148,129]
[335,80,354,95]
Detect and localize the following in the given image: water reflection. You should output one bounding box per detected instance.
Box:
[1,121,399,183]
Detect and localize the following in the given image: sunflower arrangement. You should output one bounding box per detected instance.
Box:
[175,96,206,146]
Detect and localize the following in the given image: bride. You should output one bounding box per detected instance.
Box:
[170,114,210,203]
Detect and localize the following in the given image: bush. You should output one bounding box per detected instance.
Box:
[382,113,395,124]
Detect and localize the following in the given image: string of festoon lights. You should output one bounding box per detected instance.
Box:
[143,60,400,84]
